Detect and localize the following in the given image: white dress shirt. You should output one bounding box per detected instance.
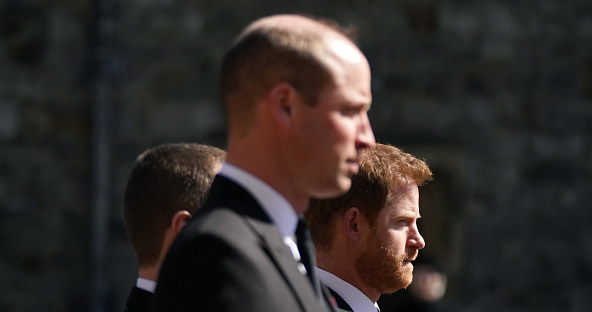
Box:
[218,163,303,266]
[316,267,380,312]
[136,277,156,293]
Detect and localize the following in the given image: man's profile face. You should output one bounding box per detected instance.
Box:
[354,182,425,294]
[288,37,375,200]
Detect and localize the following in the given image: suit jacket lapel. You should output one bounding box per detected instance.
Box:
[248,216,324,312]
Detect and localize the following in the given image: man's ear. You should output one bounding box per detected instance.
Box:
[343,207,363,240]
[170,210,192,236]
[269,82,297,126]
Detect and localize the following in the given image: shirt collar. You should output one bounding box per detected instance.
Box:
[316,267,379,312]
[219,163,299,238]
[136,277,156,293]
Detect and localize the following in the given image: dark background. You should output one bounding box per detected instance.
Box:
[1,0,591,311]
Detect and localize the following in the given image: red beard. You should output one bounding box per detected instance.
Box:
[354,236,418,294]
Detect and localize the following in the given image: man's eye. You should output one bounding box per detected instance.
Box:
[341,108,359,116]
[399,219,413,226]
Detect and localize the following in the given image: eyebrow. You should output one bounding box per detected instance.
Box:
[340,100,370,110]
[395,211,421,219]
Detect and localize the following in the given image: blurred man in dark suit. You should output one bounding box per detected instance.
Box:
[122,143,225,312]
[151,13,375,312]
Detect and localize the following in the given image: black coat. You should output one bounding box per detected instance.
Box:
[124,286,152,312]
[150,175,333,312]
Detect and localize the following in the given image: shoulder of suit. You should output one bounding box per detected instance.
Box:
[179,207,258,245]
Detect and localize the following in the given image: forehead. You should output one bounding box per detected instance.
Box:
[328,39,365,65]
[382,182,420,217]
[323,37,370,81]
[317,43,372,107]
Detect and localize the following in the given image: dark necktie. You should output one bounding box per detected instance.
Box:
[295,218,322,298]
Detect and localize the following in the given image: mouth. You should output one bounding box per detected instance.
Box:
[402,258,416,266]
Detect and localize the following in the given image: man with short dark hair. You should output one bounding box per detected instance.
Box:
[122,143,226,312]
[151,14,375,312]
[305,143,432,312]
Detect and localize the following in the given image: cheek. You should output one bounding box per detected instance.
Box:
[383,232,406,254]
[335,117,358,140]
[296,113,328,150]
[323,109,349,132]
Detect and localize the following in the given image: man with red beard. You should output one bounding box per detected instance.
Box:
[305,143,432,312]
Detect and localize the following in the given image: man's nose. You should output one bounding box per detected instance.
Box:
[356,113,375,149]
[410,228,426,250]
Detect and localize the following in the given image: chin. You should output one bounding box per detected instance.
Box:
[401,268,414,285]
[401,276,413,289]
[382,276,413,293]
[336,175,352,192]
[314,178,351,199]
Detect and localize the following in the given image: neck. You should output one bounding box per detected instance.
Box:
[317,248,381,302]
[138,265,159,282]
[226,138,309,214]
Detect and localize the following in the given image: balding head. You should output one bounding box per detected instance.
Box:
[238,14,350,42]
[220,14,363,132]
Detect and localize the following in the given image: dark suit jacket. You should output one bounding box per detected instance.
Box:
[150,175,334,312]
[124,286,152,312]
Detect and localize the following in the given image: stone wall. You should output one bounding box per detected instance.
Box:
[1,0,591,311]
